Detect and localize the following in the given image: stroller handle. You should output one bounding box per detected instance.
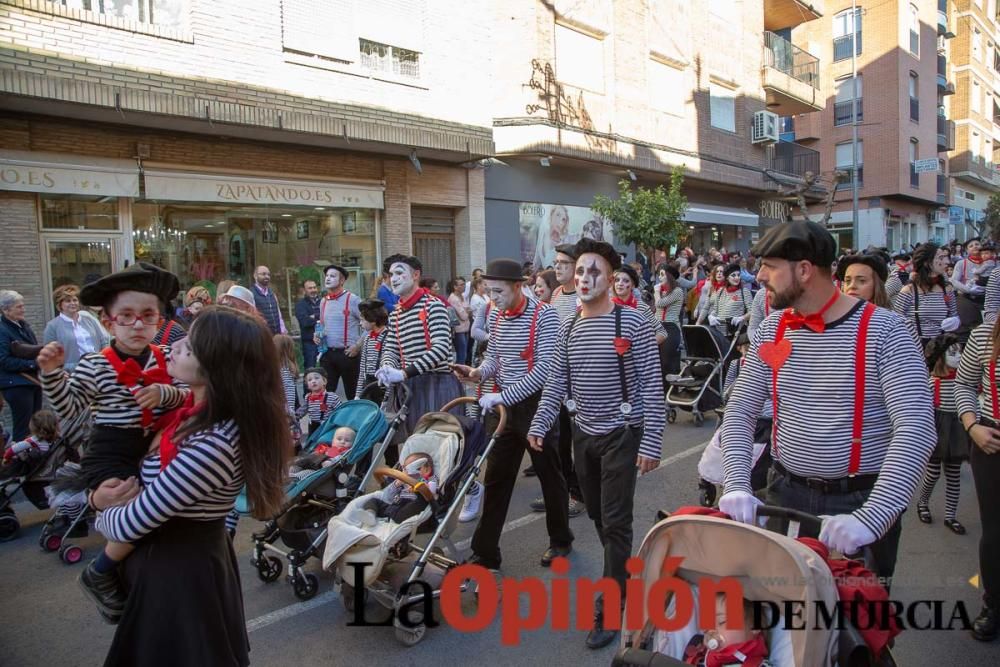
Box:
[362,379,410,405]
[756,505,824,533]
[439,396,507,435]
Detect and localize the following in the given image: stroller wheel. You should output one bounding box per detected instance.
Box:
[0,513,20,542]
[41,532,63,552]
[693,412,705,427]
[667,408,677,424]
[394,620,426,646]
[257,556,282,583]
[292,573,319,600]
[59,543,84,565]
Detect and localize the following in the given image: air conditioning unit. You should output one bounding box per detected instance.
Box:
[751,110,780,144]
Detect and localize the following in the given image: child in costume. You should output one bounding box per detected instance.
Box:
[0,409,58,480]
[362,451,438,523]
[288,426,356,480]
[296,367,341,435]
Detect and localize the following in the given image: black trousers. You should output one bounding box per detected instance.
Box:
[573,425,641,600]
[970,439,1000,608]
[319,348,360,399]
[470,395,573,567]
[558,406,582,500]
[1,385,42,441]
[660,322,681,376]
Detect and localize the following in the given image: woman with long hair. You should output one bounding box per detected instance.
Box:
[533,269,559,303]
[655,264,684,376]
[837,254,891,308]
[894,242,960,346]
[955,316,1000,641]
[93,306,289,666]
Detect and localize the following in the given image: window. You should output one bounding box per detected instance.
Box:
[966,191,977,201]
[649,60,685,116]
[973,130,982,163]
[554,23,605,93]
[833,8,862,61]
[910,139,920,187]
[835,140,864,188]
[909,72,919,121]
[834,75,863,126]
[709,82,736,132]
[909,4,920,55]
[973,79,982,113]
[39,194,120,230]
[60,0,185,30]
[359,39,420,79]
[974,28,983,62]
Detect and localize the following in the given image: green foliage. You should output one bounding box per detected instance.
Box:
[984,192,1000,241]
[298,265,322,287]
[590,166,688,258]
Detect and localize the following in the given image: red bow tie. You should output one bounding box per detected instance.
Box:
[156,394,202,470]
[783,311,826,333]
[116,358,172,387]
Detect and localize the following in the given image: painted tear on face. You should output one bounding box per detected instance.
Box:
[389,263,416,296]
[575,255,610,303]
[324,270,342,290]
[486,279,518,312]
[727,271,741,286]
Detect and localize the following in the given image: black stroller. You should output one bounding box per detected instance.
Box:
[665,323,743,426]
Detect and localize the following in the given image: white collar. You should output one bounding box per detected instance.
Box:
[59,313,79,325]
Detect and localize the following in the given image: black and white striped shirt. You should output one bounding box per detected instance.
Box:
[955,323,998,421]
[885,270,906,305]
[41,344,188,428]
[892,285,957,342]
[280,366,297,415]
[529,306,667,459]
[479,296,558,406]
[550,287,579,324]
[96,420,243,542]
[320,290,362,349]
[355,328,388,398]
[984,266,1000,324]
[951,256,992,293]
[930,373,958,413]
[305,391,341,425]
[381,291,454,376]
[747,289,769,338]
[720,300,935,538]
[723,359,772,417]
[709,285,752,320]
[655,285,684,325]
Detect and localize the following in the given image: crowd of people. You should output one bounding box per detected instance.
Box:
[1,225,999,664]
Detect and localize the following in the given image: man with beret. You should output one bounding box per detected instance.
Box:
[452,258,573,573]
[719,220,935,586]
[315,264,363,400]
[529,239,666,649]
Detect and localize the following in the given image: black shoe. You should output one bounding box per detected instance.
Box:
[465,553,501,571]
[530,496,545,512]
[523,465,537,477]
[972,605,998,642]
[916,504,932,524]
[585,599,619,649]
[78,561,126,624]
[540,544,572,567]
[944,519,966,535]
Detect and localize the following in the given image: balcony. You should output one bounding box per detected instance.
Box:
[769,141,821,177]
[950,153,1000,190]
[938,0,955,39]
[834,99,862,126]
[937,74,955,95]
[937,117,955,152]
[833,33,862,62]
[764,0,824,31]
[763,32,823,115]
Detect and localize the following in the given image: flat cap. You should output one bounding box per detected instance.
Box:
[751,220,836,268]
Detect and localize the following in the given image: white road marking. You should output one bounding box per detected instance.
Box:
[245,437,710,634]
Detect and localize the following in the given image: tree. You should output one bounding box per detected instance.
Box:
[982,191,1000,241]
[590,166,688,263]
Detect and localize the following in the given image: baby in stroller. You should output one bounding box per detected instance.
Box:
[288,426,356,480]
[681,594,770,666]
[0,410,58,480]
[361,452,438,524]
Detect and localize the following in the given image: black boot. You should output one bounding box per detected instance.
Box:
[585,597,619,649]
[78,561,126,624]
[972,603,998,642]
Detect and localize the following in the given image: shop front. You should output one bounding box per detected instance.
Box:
[681,203,759,254]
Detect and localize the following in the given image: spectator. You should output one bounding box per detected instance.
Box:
[533,269,558,303]
[447,276,472,366]
[294,279,322,369]
[0,290,42,441]
[377,255,403,312]
[42,284,109,371]
[251,265,287,335]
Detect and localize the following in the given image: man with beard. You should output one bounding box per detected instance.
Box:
[316,264,363,399]
[528,239,665,649]
[719,221,934,586]
[252,265,286,335]
[295,279,322,369]
[451,258,573,572]
[375,255,463,431]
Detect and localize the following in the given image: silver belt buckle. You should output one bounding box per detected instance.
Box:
[620,401,632,417]
[564,398,577,414]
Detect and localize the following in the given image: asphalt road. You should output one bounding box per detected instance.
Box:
[0,413,995,666]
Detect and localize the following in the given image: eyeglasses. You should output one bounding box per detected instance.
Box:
[111,313,162,327]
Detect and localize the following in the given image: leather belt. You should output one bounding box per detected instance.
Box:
[773,461,878,494]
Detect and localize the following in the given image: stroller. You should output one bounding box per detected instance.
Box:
[665,324,742,426]
[614,506,898,667]
[322,397,503,646]
[246,383,407,600]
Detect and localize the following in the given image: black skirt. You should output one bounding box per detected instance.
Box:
[932,409,970,463]
[104,518,249,667]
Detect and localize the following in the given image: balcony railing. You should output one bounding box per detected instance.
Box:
[833,33,862,62]
[763,31,820,89]
[910,96,919,121]
[937,116,956,151]
[937,73,954,95]
[769,141,821,177]
[834,99,862,126]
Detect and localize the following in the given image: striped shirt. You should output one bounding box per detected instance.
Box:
[655,285,685,325]
[96,420,243,542]
[720,300,935,538]
[355,328,388,398]
[723,360,772,418]
[929,373,958,413]
[747,289,769,338]
[305,391,341,425]
[951,256,993,292]
[955,323,998,420]
[892,285,957,342]
[529,306,667,459]
[550,287,580,324]
[381,290,454,376]
[885,271,906,306]
[479,296,558,406]
[985,266,1000,324]
[152,319,186,347]
[280,366,297,415]
[320,290,362,349]
[41,345,188,428]
[709,286,752,321]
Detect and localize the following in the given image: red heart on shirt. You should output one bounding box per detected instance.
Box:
[759,339,792,371]
[613,337,631,356]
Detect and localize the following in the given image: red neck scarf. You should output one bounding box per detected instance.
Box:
[784,290,840,333]
[968,254,984,264]
[684,634,768,667]
[100,345,171,428]
[503,294,529,317]
[156,393,203,470]
[368,327,385,339]
[611,294,637,308]
[398,288,428,311]
[325,288,345,300]
[725,283,742,294]
[711,278,726,291]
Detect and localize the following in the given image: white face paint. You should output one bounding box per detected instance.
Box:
[945,343,963,368]
[324,269,342,291]
[727,271,741,286]
[574,254,611,304]
[389,262,417,296]
[613,272,634,298]
[486,279,520,312]
[658,270,668,285]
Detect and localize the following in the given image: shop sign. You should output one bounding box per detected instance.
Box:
[143,171,385,208]
[0,152,140,197]
[948,206,964,225]
[758,200,790,224]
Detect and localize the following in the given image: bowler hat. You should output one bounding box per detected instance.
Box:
[80,262,180,309]
[482,258,525,282]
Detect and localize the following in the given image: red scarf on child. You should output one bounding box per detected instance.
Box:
[155,394,203,470]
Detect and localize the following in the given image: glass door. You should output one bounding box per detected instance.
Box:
[42,235,124,315]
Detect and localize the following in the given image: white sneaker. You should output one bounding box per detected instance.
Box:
[459,481,484,523]
[664,374,683,383]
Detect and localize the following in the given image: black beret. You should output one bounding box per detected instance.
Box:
[751,220,836,267]
[323,264,351,281]
[388,255,422,272]
[836,254,888,283]
[574,238,622,271]
[554,243,578,260]
[80,262,179,308]
[615,264,640,287]
[358,298,386,312]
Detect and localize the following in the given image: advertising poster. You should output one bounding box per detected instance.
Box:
[518,202,615,270]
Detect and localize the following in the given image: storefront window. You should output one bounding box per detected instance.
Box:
[39,194,119,230]
[47,239,114,293]
[132,201,378,327]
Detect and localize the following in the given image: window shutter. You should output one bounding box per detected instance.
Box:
[282,0,357,62]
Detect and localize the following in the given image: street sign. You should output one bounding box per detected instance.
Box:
[913,158,940,173]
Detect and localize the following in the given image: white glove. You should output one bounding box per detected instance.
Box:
[479,392,504,413]
[818,514,878,556]
[731,316,743,327]
[718,490,763,526]
[968,284,985,295]
[941,316,961,332]
[404,457,429,476]
[708,314,721,326]
[10,441,31,455]
[375,367,406,386]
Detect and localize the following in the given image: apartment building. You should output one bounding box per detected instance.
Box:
[792,0,955,250]
[946,0,1000,241]
[0,0,493,329]
[483,0,826,265]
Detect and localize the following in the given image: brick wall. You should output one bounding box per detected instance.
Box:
[0,192,44,329]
